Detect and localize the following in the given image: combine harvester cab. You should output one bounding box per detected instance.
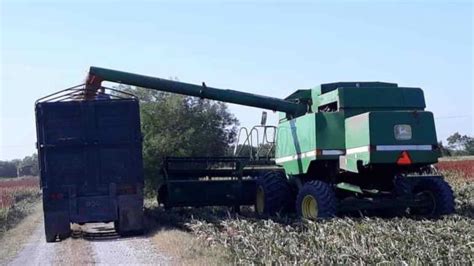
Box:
[35,87,144,242]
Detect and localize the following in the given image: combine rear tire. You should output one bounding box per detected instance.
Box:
[296,181,336,219]
[255,171,292,216]
[410,177,455,217]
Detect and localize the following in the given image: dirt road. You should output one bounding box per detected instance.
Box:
[4,218,170,265]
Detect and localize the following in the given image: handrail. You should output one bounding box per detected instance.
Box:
[234,127,252,158]
[36,85,137,104]
[234,125,277,160]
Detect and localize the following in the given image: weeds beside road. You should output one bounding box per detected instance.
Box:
[0,176,40,236]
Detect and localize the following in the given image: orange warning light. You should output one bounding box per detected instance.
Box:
[397,151,412,165]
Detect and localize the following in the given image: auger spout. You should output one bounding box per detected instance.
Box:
[86,66,307,116]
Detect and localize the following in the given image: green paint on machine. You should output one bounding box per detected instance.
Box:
[341,111,438,173]
[78,67,454,219]
[275,83,438,175]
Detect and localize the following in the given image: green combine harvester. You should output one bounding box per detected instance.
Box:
[83,67,454,219]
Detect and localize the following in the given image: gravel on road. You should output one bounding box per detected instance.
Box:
[6,221,170,265]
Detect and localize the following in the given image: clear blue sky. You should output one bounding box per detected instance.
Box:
[1,1,473,160]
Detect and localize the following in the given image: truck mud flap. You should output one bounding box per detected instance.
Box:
[116,195,144,235]
[44,211,70,242]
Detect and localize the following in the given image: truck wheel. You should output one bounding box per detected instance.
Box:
[115,210,145,236]
[296,180,336,219]
[58,231,71,241]
[410,177,455,217]
[157,185,169,208]
[115,220,141,236]
[44,212,70,242]
[115,222,144,236]
[255,171,292,216]
[44,227,57,243]
[44,223,70,242]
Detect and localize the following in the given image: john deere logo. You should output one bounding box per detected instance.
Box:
[394,124,412,140]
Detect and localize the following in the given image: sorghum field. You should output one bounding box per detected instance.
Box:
[148,159,474,264]
[0,176,40,234]
[437,158,474,181]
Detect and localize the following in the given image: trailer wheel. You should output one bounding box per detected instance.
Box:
[114,220,144,237]
[43,212,70,242]
[115,207,145,237]
[296,181,336,219]
[410,177,455,217]
[45,228,57,243]
[157,185,169,209]
[255,172,292,216]
[44,223,70,242]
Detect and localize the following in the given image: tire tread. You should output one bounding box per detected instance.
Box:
[296,180,336,219]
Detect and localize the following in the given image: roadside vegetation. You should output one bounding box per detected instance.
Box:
[437,158,474,181]
[0,176,41,236]
[147,167,474,264]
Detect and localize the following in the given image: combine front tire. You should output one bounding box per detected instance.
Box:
[410,177,455,217]
[296,181,336,219]
[255,172,292,216]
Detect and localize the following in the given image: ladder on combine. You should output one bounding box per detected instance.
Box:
[233,112,277,160]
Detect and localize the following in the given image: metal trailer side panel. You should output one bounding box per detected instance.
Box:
[35,99,143,227]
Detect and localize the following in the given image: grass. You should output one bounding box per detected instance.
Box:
[0,203,43,264]
[146,170,474,264]
[144,200,231,265]
[150,228,230,265]
[0,176,41,236]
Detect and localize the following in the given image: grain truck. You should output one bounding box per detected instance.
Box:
[36,66,455,242]
[35,87,144,242]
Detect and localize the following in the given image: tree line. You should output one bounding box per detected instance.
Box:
[0,153,39,178]
[438,132,474,156]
